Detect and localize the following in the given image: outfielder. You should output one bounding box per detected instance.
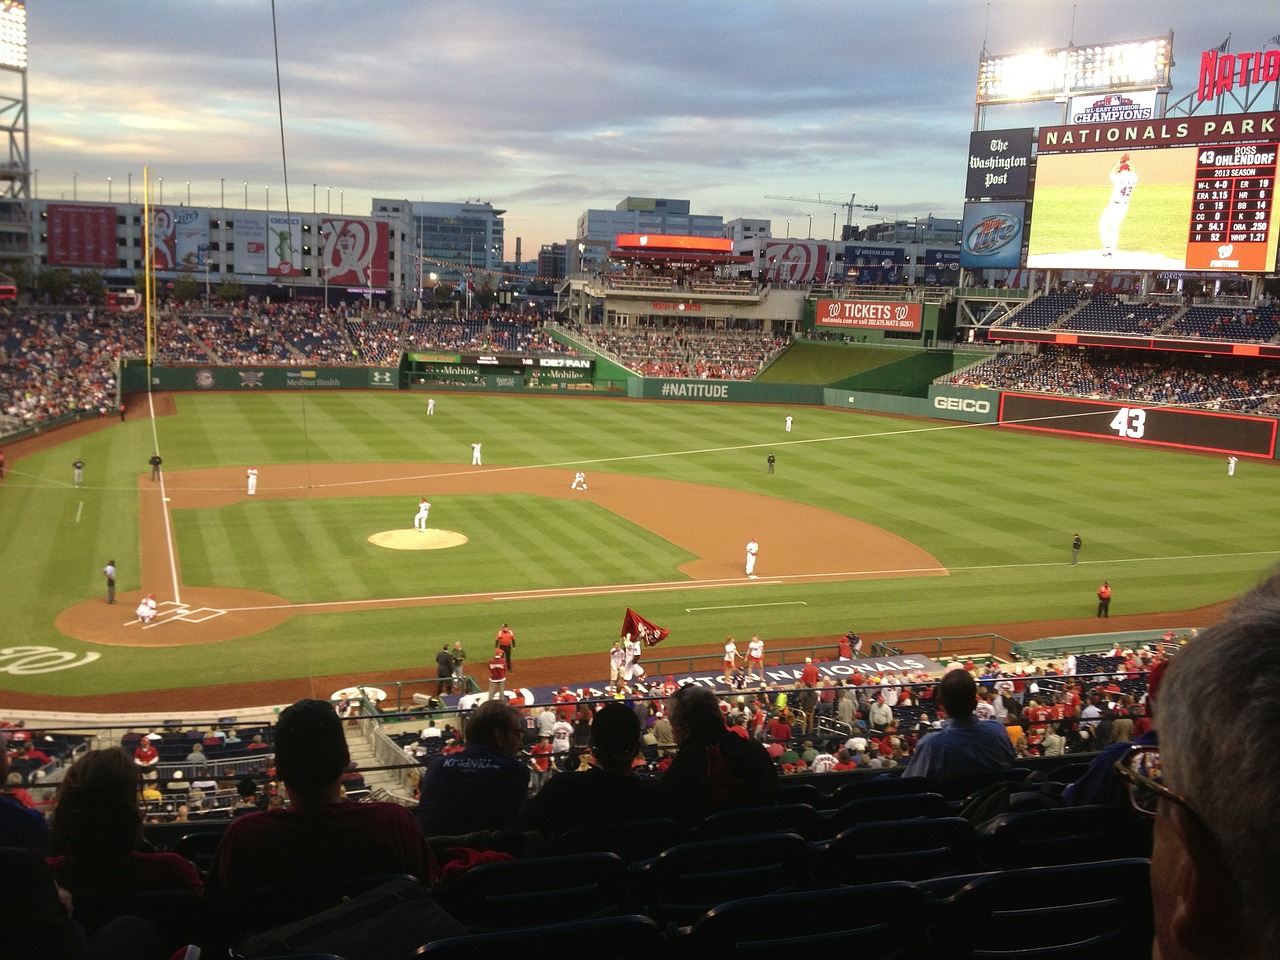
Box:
[1099,154,1138,257]
[427,398,435,415]
[414,498,430,532]
[246,467,258,496]
[571,471,587,490]
[745,537,760,578]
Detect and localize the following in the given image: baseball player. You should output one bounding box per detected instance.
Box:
[1099,154,1138,258]
[745,537,760,578]
[72,458,84,487]
[427,398,436,415]
[1228,456,1238,477]
[785,415,793,432]
[747,635,764,679]
[135,593,157,624]
[571,471,588,490]
[414,498,430,532]
[246,467,258,496]
[471,441,482,466]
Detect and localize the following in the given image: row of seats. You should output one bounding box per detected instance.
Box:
[420,857,1153,959]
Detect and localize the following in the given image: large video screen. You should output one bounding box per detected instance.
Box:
[1027,111,1280,273]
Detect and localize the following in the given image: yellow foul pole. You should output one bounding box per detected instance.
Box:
[143,167,153,365]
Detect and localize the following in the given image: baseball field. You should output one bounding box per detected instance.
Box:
[3,387,1277,711]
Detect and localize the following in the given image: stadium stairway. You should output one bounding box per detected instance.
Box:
[342,724,402,800]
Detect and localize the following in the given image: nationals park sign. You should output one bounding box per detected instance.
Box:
[815,299,923,332]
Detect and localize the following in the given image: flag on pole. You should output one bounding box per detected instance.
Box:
[621,607,669,647]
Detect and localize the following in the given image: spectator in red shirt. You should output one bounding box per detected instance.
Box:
[495,623,516,672]
[132,738,158,769]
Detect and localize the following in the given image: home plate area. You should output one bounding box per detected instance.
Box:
[136,600,228,629]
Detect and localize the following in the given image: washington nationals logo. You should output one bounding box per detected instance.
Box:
[322,220,377,284]
[0,646,101,675]
[765,243,824,282]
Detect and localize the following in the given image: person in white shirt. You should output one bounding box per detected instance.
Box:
[246,467,258,496]
[745,537,760,578]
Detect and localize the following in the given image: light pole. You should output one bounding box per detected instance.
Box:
[107,176,112,202]
[158,177,163,204]
[786,219,790,239]
[312,183,316,213]
[220,178,225,208]
[72,172,77,200]
[340,190,344,215]
[807,214,813,238]
[186,180,190,205]
[127,173,132,203]
[265,185,270,212]
[326,186,331,214]
[243,181,248,210]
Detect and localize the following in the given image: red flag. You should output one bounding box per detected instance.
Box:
[621,607,669,647]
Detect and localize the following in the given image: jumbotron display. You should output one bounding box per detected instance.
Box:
[1027,111,1280,273]
[998,393,1278,457]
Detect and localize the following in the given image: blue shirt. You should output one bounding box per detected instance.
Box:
[902,715,1016,783]
[0,793,50,854]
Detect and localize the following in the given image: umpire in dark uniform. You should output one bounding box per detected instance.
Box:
[149,453,162,480]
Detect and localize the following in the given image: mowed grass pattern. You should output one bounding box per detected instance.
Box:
[174,495,697,601]
[3,388,1279,697]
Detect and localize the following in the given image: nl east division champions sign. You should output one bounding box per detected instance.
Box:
[815,300,922,332]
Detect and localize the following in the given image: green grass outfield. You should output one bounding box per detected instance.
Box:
[3,390,1278,698]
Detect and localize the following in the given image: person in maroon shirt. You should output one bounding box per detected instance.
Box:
[210,700,432,910]
[487,648,508,701]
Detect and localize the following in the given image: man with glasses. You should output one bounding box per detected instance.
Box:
[1114,577,1280,960]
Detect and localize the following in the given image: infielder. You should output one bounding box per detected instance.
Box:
[571,471,587,490]
[246,467,258,496]
[1099,154,1138,257]
[471,441,482,466]
[745,537,760,578]
[427,398,436,415]
[414,497,431,532]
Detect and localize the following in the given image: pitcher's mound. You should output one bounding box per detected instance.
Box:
[369,528,469,550]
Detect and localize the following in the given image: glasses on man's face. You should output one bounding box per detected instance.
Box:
[1113,743,1198,819]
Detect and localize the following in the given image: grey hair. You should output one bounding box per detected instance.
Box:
[1158,572,1280,952]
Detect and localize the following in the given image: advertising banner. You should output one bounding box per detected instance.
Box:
[926,385,998,423]
[233,214,268,275]
[150,207,209,271]
[959,201,1026,269]
[321,218,389,287]
[843,245,905,284]
[1068,90,1158,124]
[921,248,962,286]
[965,127,1034,199]
[267,214,303,276]
[46,204,117,267]
[814,299,922,332]
[762,241,828,282]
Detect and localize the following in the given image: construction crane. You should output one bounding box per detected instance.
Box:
[764,192,880,239]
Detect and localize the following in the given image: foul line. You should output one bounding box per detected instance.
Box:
[210,547,1280,618]
[685,601,809,612]
[147,392,183,605]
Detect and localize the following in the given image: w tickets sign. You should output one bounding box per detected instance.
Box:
[621,608,669,647]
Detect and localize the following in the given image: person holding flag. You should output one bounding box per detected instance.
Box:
[620,608,669,685]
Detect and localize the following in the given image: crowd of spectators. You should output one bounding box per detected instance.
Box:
[0,302,579,437]
[943,346,1280,412]
[572,324,790,380]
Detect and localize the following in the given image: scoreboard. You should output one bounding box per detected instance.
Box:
[1188,142,1276,270]
[1027,111,1280,273]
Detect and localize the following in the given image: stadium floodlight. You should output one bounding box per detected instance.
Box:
[977,34,1171,105]
[0,1,26,71]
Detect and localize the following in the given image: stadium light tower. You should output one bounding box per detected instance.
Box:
[0,1,30,277]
